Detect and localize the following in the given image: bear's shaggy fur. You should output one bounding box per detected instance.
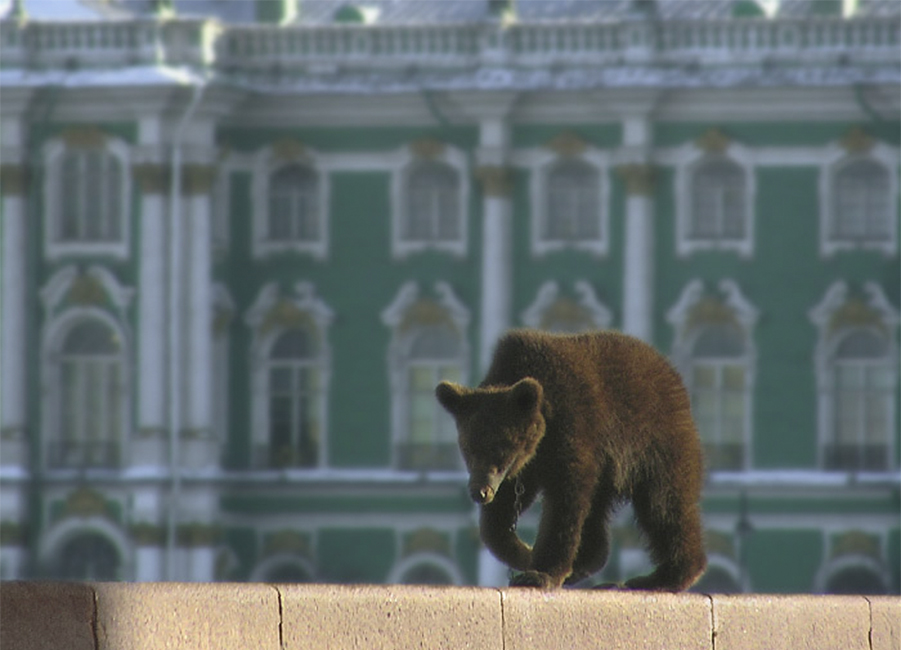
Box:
[436,329,707,591]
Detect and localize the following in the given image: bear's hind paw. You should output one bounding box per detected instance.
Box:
[509,570,556,589]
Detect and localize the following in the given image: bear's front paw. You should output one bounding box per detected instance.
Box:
[509,570,555,589]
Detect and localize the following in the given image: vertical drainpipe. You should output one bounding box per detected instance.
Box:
[166,81,206,581]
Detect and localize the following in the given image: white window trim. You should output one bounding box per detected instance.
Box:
[818,142,899,258]
[245,282,334,469]
[381,282,470,470]
[390,144,470,259]
[667,279,758,472]
[251,146,330,260]
[809,281,899,472]
[43,136,132,261]
[250,553,317,582]
[39,517,132,581]
[521,280,612,331]
[512,145,611,258]
[673,141,756,259]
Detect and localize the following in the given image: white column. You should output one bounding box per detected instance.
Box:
[1,164,28,468]
[134,546,165,582]
[476,117,513,373]
[134,164,169,466]
[620,164,655,342]
[187,546,216,582]
[182,166,216,469]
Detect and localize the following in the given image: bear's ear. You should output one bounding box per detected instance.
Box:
[510,377,543,415]
[435,381,470,416]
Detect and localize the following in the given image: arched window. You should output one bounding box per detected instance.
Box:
[267,164,320,243]
[404,161,460,243]
[382,283,470,471]
[55,532,121,581]
[51,320,124,469]
[258,559,314,583]
[399,561,455,585]
[265,327,323,469]
[690,158,746,242]
[521,281,612,334]
[828,329,894,471]
[401,323,462,471]
[545,159,600,242]
[832,159,891,242]
[57,149,123,243]
[689,323,750,471]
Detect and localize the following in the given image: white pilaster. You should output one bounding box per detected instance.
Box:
[134,546,164,582]
[134,164,169,466]
[622,186,655,342]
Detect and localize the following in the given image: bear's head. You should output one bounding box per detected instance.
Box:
[435,377,546,505]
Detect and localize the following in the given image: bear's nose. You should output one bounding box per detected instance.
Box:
[471,485,495,505]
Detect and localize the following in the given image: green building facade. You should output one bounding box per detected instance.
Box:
[1,0,898,593]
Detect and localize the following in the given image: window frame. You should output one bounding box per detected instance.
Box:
[43,136,131,260]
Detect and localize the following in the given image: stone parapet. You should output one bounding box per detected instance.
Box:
[0,582,898,650]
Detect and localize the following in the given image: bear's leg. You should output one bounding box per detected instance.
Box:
[626,485,707,592]
[564,494,615,586]
[480,476,539,572]
[512,483,594,589]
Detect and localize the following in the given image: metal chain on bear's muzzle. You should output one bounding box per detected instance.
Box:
[509,474,526,533]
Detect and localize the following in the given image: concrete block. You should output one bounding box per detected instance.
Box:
[279,584,503,650]
[94,582,280,650]
[712,594,871,650]
[869,597,901,650]
[0,581,96,650]
[501,589,712,650]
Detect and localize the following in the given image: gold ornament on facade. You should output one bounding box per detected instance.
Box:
[545,131,588,158]
[402,528,451,558]
[68,273,107,307]
[260,298,318,340]
[132,164,169,195]
[828,296,885,335]
[0,164,29,196]
[271,138,310,164]
[704,530,737,560]
[830,531,881,561]
[839,126,874,155]
[130,523,165,546]
[264,530,313,558]
[686,296,739,332]
[695,128,731,155]
[399,299,455,333]
[0,521,25,546]
[61,126,108,150]
[64,487,111,519]
[475,165,513,197]
[616,164,655,196]
[182,164,217,195]
[177,523,221,547]
[410,137,447,161]
[540,298,592,332]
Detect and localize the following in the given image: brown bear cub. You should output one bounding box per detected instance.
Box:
[436,329,707,591]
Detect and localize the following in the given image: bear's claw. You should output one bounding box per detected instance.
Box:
[509,570,555,589]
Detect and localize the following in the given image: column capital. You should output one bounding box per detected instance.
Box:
[182,164,217,195]
[132,163,170,195]
[475,165,513,198]
[0,164,29,196]
[617,163,656,197]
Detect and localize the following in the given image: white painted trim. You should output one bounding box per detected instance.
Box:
[251,552,317,582]
[250,145,330,260]
[42,136,132,261]
[817,142,899,258]
[813,553,891,595]
[39,516,132,580]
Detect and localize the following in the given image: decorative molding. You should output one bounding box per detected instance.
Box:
[474,165,512,198]
[264,530,313,558]
[63,487,113,520]
[521,281,612,332]
[40,265,134,321]
[271,137,310,164]
[130,523,166,546]
[616,163,655,196]
[830,531,881,561]
[177,523,222,547]
[60,126,107,150]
